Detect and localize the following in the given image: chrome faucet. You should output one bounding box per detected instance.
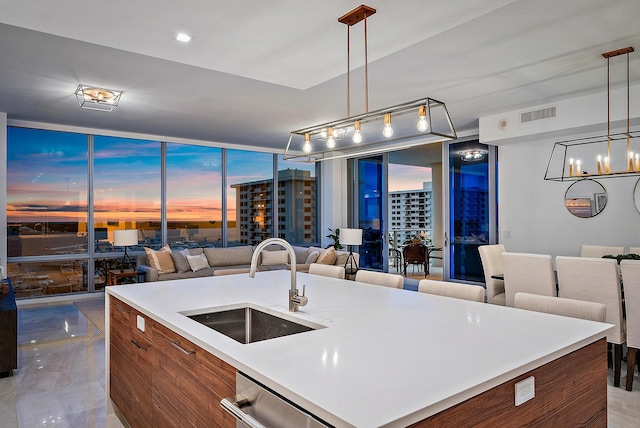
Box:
[249,238,308,312]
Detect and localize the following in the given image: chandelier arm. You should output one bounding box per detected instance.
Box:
[364,13,369,113]
[347,24,351,117]
[607,56,611,161]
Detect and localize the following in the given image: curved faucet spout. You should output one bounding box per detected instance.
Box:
[250,238,306,312]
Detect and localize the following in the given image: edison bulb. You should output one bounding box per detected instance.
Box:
[303,141,312,153]
[327,136,336,149]
[417,116,429,132]
[352,130,363,143]
[383,124,394,138]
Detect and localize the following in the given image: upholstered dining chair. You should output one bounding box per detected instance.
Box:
[418,279,485,303]
[355,270,404,289]
[579,244,624,258]
[514,292,606,322]
[478,244,506,306]
[556,255,625,387]
[308,263,345,279]
[620,260,640,391]
[403,243,428,277]
[501,252,556,307]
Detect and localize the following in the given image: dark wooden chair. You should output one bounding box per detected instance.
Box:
[403,243,428,277]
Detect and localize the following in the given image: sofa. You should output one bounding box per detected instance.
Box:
[136,243,359,282]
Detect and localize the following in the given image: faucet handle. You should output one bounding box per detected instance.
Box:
[297,284,308,307]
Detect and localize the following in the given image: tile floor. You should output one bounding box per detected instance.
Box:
[0,298,123,428]
[1,295,639,427]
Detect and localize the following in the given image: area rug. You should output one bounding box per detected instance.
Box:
[74,298,106,334]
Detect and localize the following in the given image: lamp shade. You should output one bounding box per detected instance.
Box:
[340,228,362,246]
[113,229,138,247]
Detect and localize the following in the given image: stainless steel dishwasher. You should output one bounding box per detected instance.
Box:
[221,372,331,428]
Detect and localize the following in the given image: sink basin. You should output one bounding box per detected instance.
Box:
[184,305,324,344]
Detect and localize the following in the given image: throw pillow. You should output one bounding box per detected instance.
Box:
[186,253,210,272]
[144,245,176,274]
[261,250,289,266]
[171,250,191,273]
[317,247,337,265]
[305,250,320,264]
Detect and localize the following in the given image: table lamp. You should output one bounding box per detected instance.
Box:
[113,229,138,272]
[340,228,362,274]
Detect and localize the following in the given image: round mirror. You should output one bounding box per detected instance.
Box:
[565,179,607,218]
[634,178,640,215]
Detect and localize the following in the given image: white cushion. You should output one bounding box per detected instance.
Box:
[186,253,210,272]
[261,250,289,265]
[144,245,176,274]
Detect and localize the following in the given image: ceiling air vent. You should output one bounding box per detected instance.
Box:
[521,106,556,123]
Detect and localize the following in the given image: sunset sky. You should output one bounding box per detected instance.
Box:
[6,128,321,224]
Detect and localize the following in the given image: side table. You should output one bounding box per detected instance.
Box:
[107,269,138,286]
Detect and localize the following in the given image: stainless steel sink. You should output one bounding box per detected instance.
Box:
[185,305,324,344]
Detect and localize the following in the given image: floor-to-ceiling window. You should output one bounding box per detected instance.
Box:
[6,127,89,297]
[93,135,161,287]
[226,150,274,246]
[447,140,496,282]
[5,126,318,298]
[277,156,317,245]
[388,162,433,274]
[166,143,223,248]
[355,156,385,270]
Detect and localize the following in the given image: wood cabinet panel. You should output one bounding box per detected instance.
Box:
[410,338,607,428]
[110,296,237,427]
[109,296,155,428]
[152,321,237,427]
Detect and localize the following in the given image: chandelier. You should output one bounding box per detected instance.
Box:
[74,85,122,112]
[284,5,457,162]
[545,47,638,181]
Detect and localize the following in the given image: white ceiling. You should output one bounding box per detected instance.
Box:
[0,0,639,152]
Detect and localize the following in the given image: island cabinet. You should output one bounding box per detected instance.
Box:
[152,321,236,427]
[109,297,155,428]
[109,296,236,428]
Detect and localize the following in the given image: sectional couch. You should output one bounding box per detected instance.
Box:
[136,243,358,282]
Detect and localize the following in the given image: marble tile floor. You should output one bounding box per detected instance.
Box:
[0,298,123,428]
[1,295,639,427]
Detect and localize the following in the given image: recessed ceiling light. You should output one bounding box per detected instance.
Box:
[176,33,192,43]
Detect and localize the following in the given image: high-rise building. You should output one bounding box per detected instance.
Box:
[231,169,316,246]
[389,182,432,246]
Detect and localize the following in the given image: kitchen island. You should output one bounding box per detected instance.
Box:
[106,270,611,427]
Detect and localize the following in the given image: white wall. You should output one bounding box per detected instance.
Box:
[498,136,640,257]
[485,87,640,258]
[319,159,348,248]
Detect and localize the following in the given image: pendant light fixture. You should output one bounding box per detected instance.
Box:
[545,47,639,181]
[284,5,457,162]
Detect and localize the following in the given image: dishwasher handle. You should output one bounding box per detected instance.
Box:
[221,395,266,428]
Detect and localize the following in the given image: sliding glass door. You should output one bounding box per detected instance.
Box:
[354,156,385,270]
[444,140,497,282]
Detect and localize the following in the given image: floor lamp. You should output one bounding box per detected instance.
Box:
[113,229,138,272]
[340,228,362,275]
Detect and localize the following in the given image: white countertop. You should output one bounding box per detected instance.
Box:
[106,270,611,427]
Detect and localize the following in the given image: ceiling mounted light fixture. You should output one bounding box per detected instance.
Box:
[545,47,638,181]
[461,149,488,161]
[74,85,122,112]
[284,5,457,162]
